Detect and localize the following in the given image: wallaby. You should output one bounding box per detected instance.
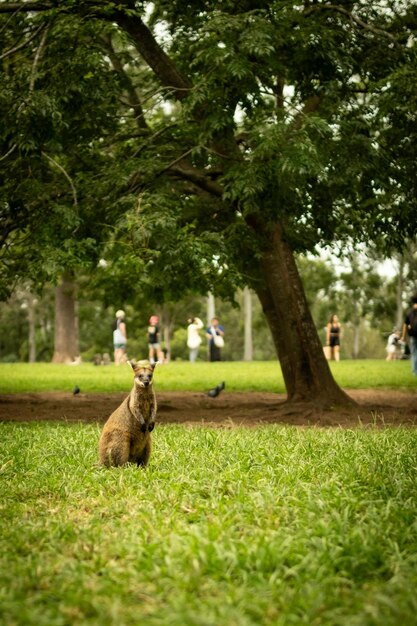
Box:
[98,359,157,467]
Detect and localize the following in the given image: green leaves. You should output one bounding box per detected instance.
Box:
[1,0,416,306]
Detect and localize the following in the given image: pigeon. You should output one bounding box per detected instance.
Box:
[73,385,81,396]
[207,381,225,398]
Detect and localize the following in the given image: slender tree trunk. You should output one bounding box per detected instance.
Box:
[159,304,173,362]
[252,223,354,405]
[396,254,404,330]
[352,323,360,359]
[207,292,215,325]
[243,287,253,361]
[27,293,36,363]
[52,272,79,363]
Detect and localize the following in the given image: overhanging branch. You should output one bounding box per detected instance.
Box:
[167,166,224,198]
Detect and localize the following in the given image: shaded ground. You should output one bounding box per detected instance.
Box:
[0,389,416,427]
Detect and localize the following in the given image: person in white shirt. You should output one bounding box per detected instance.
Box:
[113,309,127,365]
[187,317,204,362]
[386,329,400,361]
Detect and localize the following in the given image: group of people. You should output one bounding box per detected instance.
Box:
[382,296,417,372]
[324,294,417,376]
[187,316,224,362]
[112,311,165,366]
[112,310,225,365]
[112,294,417,374]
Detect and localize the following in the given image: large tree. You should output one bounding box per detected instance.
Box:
[1,1,416,406]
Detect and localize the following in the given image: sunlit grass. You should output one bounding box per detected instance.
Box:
[1,422,417,625]
[0,359,415,394]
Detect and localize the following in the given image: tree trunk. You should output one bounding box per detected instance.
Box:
[52,272,79,363]
[395,254,404,330]
[243,287,253,361]
[159,304,173,362]
[207,292,215,325]
[252,223,354,406]
[352,323,360,359]
[27,293,37,363]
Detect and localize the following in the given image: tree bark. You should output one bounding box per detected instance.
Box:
[395,254,404,330]
[243,287,253,361]
[252,223,354,406]
[27,293,37,363]
[207,293,215,326]
[52,272,79,363]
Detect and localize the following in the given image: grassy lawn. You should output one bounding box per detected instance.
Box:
[1,362,416,624]
[0,359,416,394]
[1,422,417,625]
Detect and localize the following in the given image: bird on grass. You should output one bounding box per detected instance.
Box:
[72,385,81,396]
[207,381,225,398]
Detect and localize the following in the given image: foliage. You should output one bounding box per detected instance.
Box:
[0,13,123,297]
[1,1,416,300]
[1,422,417,625]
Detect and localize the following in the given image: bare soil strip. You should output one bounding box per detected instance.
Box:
[0,390,416,427]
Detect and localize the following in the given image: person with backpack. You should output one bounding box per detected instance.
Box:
[401,294,417,375]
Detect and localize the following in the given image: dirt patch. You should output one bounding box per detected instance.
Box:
[0,389,416,427]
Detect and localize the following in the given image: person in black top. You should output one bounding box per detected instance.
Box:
[325,314,341,361]
[147,315,163,364]
[401,294,417,376]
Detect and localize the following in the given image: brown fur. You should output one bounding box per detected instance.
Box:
[98,359,157,467]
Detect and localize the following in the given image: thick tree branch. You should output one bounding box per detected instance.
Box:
[109,5,193,101]
[101,33,149,131]
[166,166,224,198]
[0,2,52,13]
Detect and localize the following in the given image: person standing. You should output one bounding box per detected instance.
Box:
[187,317,204,362]
[113,310,127,365]
[206,317,225,362]
[325,314,341,361]
[148,315,163,364]
[401,295,417,375]
[386,329,401,361]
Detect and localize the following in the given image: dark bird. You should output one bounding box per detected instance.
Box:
[207,381,225,398]
[73,385,81,396]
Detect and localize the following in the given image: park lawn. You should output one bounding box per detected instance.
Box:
[0,359,416,394]
[1,422,417,626]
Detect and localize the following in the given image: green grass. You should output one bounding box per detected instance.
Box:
[0,359,416,394]
[1,422,417,625]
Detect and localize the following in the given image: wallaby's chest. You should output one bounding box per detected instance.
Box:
[130,389,155,422]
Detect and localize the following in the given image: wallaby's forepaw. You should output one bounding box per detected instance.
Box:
[140,423,147,433]
[148,422,155,432]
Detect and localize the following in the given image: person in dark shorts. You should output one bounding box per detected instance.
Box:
[325,314,341,361]
[206,317,225,362]
[147,315,163,364]
[401,294,417,375]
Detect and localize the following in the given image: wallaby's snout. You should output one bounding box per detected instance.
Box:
[135,369,154,388]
